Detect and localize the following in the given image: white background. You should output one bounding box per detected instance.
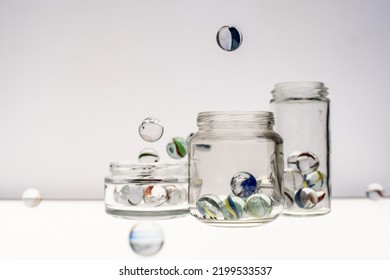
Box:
[0,0,389,199]
[1,199,389,260]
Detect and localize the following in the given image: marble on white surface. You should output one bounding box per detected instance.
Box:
[0,199,389,259]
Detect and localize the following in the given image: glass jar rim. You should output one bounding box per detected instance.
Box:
[271,81,329,101]
[198,110,273,117]
[109,160,188,179]
[197,111,274,128]
[274,81,325,89]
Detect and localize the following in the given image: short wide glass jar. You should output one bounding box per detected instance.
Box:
[270,81,331,216]
[188,111,284,227]
[105,161,188,219]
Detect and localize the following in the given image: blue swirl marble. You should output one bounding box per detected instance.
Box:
[230,171,257,198]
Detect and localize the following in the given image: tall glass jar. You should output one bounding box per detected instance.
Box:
[188,111,284,227]
[270,81,331,216]
[105,161,188,219]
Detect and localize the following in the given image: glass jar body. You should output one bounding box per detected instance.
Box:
[270,82,331,216]
[104,161,188,219]
[188,112,284,227]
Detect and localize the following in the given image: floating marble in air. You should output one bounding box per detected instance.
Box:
[138,117,164,142]
[246,193,273,218]
[129,223,164,256]
[295,188,318,209]
[304,170,326,191]
[230,171,257,198]
[221,195,246,220]
[138,148,160,163]
[166,137,188,159]
[22,188,42,208]
[216,26,243,51]
[143,185,167,207]
[283,168,304,191]
[115,185,144,206]
[366,183,385,201]
[164,185,187,205]
[197,194,222,219]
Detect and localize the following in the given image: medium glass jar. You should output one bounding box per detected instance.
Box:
[188,111,284,227]
[105,161,188,219]
[270,81,331,216]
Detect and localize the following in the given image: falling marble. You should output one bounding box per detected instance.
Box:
[22,188,42,208]
[143,185,167,207]
[221,195,246,220]
[246,193,273,218]
[164,185,187,205]
[216,25,243,51]
[138,117,164,142]
[295,188,318,209]
[166,137,188,159]
[230,171,257,198]
[197,194,222,219]
[129,223,164,256]
[138,148,159,163]
[366,183,385,201]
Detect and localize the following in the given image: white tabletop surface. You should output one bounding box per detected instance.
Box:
[0,198,389,260]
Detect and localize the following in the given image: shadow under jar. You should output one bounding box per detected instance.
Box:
[270,81,331,216]
[188,111,284,227]
[105,161,188,219]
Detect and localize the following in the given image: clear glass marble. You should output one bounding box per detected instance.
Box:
[22,188,42,208]
[188,111,284,227]
[138,148,159,163]
[129,223,164,256]
[105,161,188,219]
[270,81,331,216]
[138,117,164,142]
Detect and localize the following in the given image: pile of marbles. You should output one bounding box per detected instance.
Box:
[115,184,187,207]
[195,171,274,221]
[113,117,189,208]
[283,151,327,209]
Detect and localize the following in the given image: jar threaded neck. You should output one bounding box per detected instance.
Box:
[271,81,329,101]
[197,111,274,129]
